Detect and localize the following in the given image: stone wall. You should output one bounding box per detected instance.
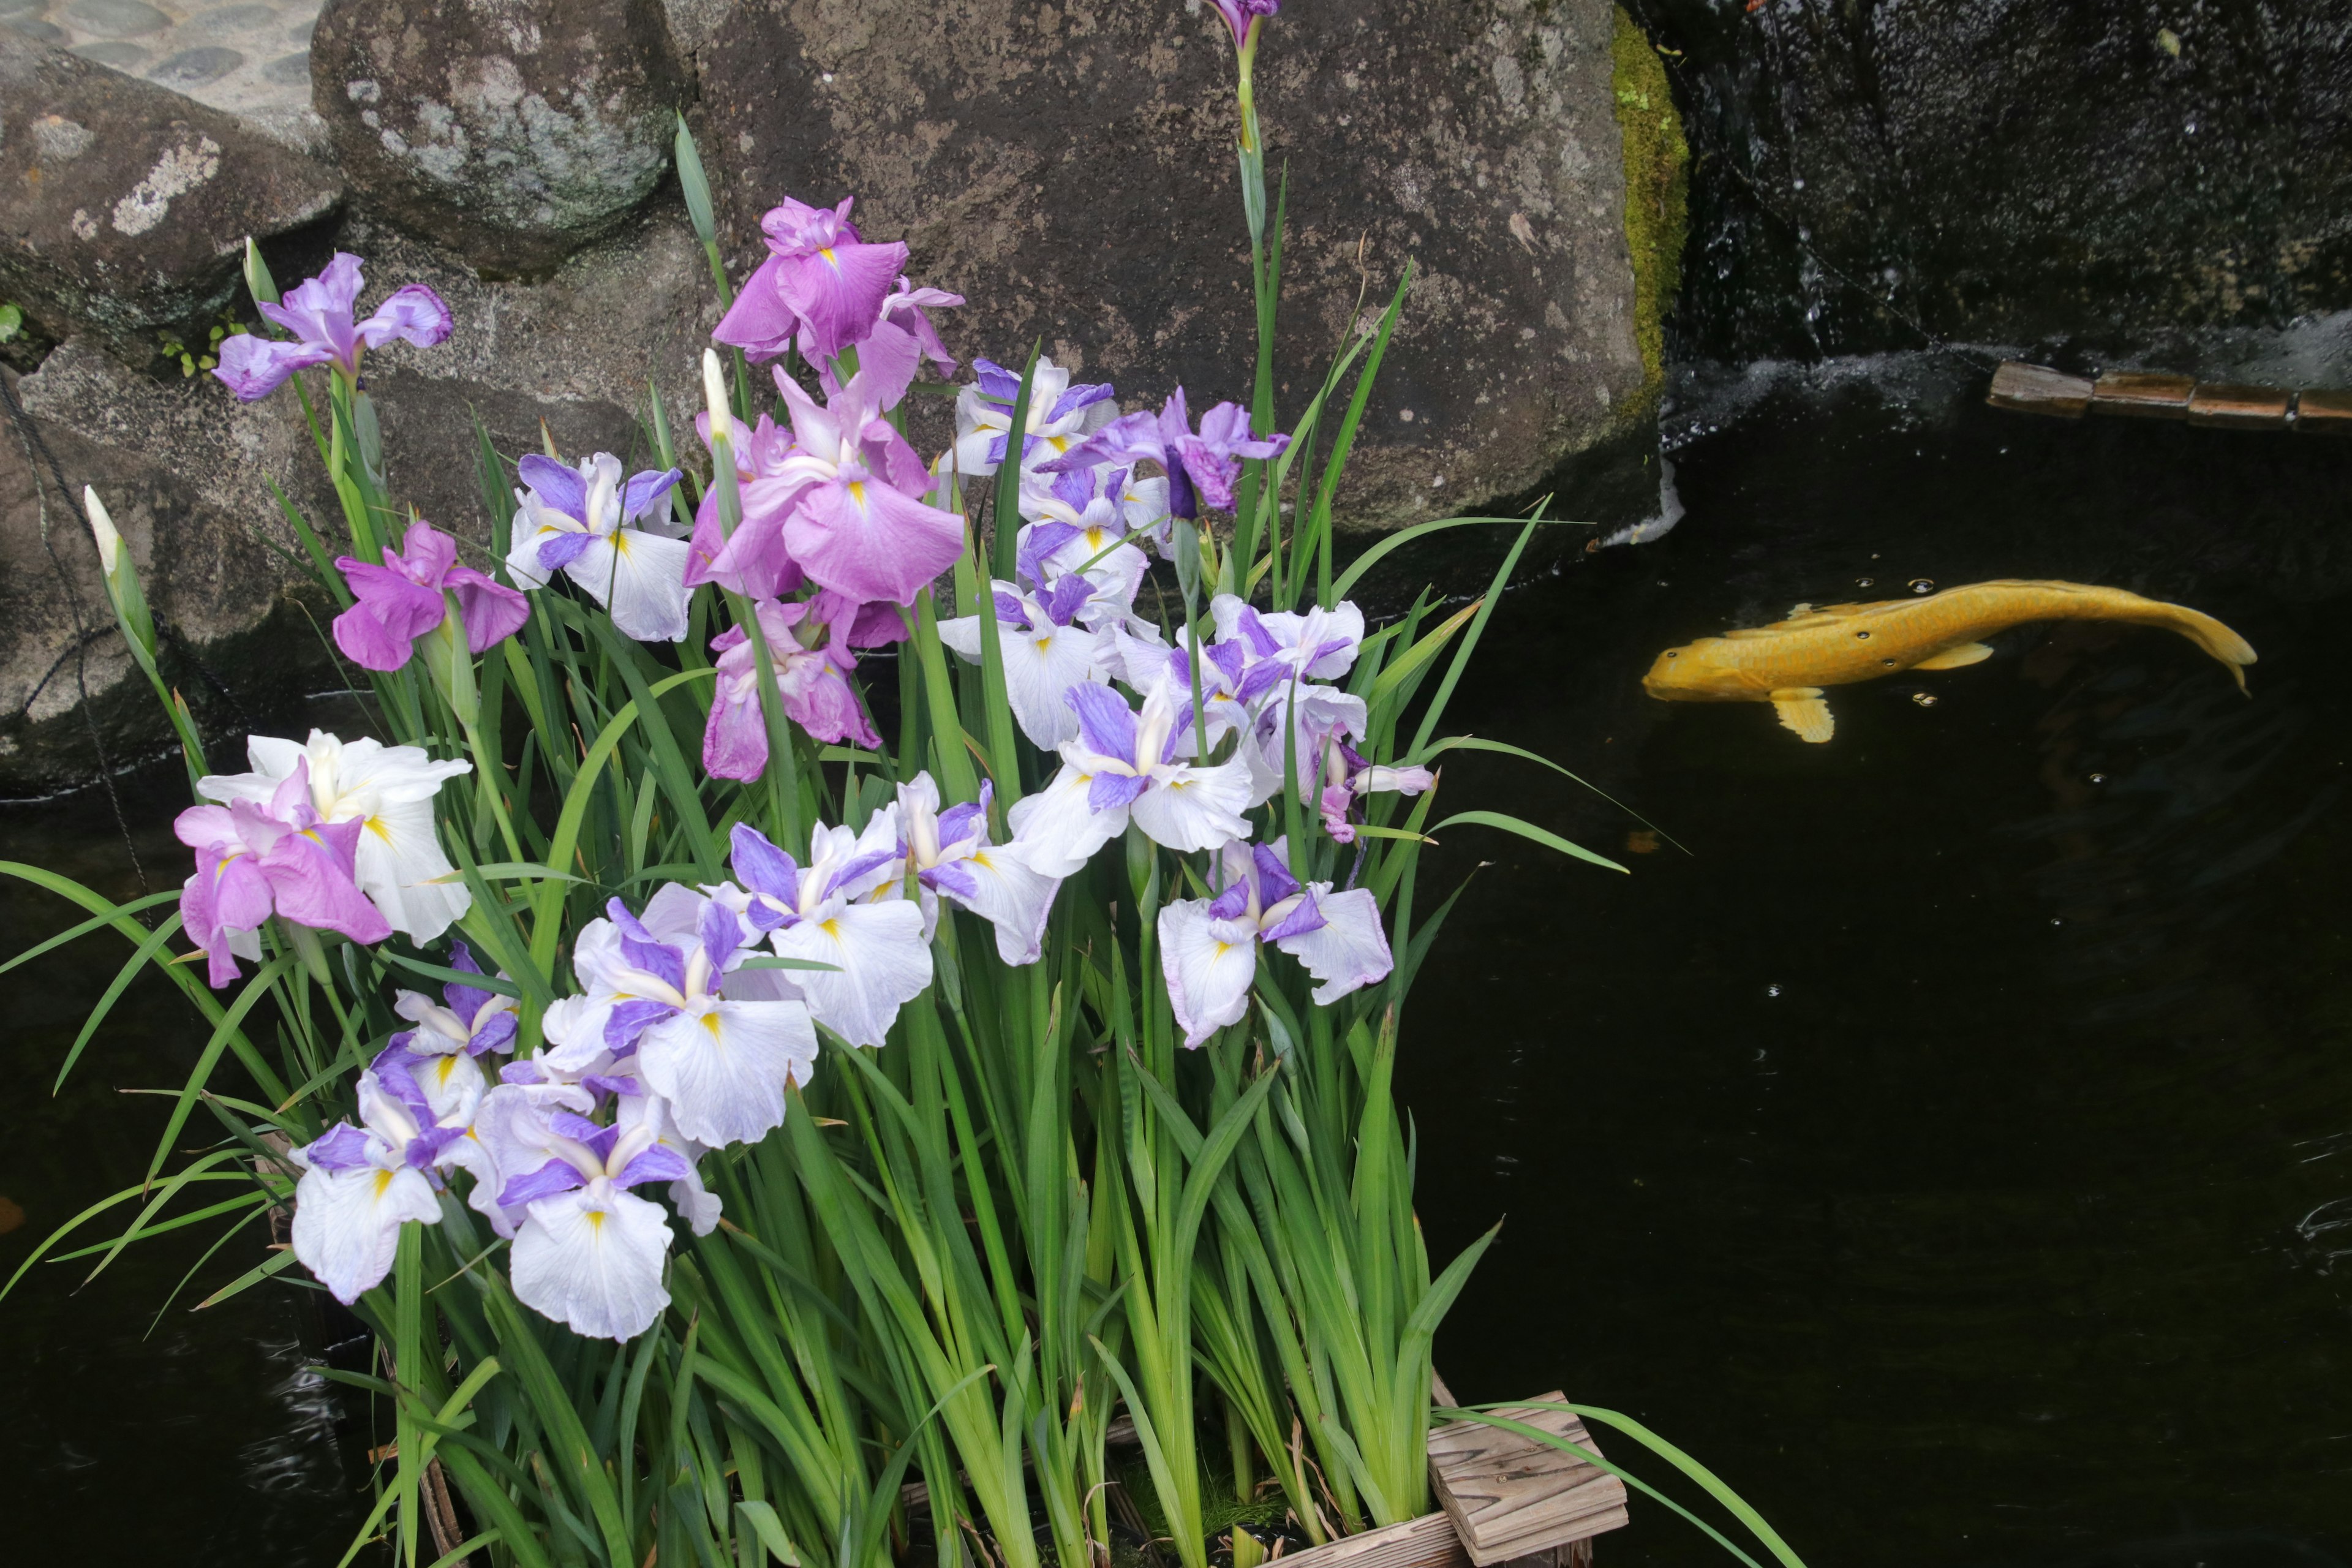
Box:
[1639,0,2352,362]
[0,0,1668,793]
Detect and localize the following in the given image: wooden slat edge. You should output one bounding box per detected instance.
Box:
[1276,1512,1466,1568]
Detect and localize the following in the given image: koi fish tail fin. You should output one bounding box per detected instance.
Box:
[2160,606,2258,692]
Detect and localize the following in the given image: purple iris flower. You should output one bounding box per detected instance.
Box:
[1158,837,1392,1049]
[175,761,393,988]
[1039,388,1289,517]
[386,941,521,1059]
[213,252,452,402]
[1210,0,1281,47]
[712,195,911,365]
[331,518,529,674]
[494,1108,695,1213]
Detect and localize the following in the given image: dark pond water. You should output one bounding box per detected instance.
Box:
[0,773,385,1566]
[1409,357,2352,1568]
[7,358,2352,1564]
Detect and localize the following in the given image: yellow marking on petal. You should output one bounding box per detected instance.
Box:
[435,1057,458,1085]
[972,851,993,869]
[848,480,868,509]
[366,815,393,841]
[612,531,631,556]
[702,1011,723,1038]
[373,1169,394,1198]
[1036,636,1053,651]
[1212,942,1231,959]
[821,918,842,938]
[820,246,838,266]
[587,1210,606,1231]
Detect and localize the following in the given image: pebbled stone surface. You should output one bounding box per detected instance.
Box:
[698,0,1655,535]
[309,0,685,276]
[1,0,329,150]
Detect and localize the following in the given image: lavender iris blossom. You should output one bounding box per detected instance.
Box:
[1016,464,1153,621]
[938,573,1112,748]
[1006,680,1256,876]
[1039,388,1289,517]
[375,940,520,1121]
[175,761,393,988]
[729,816,933,1049]
[1157,838,1393,1048]
[565,885,818,1148]
[505,453,693,644]
[213,252,452,402]
[332,518,529,673]
[487,1087,710,1341]
[895,775,1061,966]
[288,1067,475,1303]
[951,357,1121,479]
[712,195,911,365]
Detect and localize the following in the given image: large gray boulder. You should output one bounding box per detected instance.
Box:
[0,209,719,793]
[697,0,1658,533]
[310,0,685,276]
[0,32,343,366]
[1645,0,2352,358]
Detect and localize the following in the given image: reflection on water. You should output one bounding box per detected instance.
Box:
[1406,361,2352,1567]
[0,778,384,1566]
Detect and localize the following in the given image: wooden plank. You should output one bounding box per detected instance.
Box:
[1273,1511,1468,1568]
[2090,371,2196,419]
[2187,382,2292,429]
[2296,388,2352,435]
[1986,361,2092,418]
[1427,1395,1630,1567]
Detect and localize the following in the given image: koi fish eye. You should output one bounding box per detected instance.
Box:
[1882,658,1897,667]
[1666,650,1679,658]
[1855,630,1872,640]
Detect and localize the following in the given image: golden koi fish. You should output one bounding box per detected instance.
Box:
[1642,579,2256,742]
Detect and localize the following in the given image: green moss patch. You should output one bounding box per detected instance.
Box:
[1611,6,1690,418]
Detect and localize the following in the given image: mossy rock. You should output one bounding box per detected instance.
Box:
[1610,6,1690,426]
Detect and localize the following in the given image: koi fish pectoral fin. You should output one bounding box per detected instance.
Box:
[1768,688,1835,743]
[1910,641,1994,671]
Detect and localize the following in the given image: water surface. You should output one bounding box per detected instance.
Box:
[1409,360,2352,1567]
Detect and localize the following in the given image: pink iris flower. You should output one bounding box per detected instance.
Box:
[1210,0,1280,47]
[703,599,881,780]
[213,252,452,402]
[176,762,393,987]
[331,518,530,673]
[711,195,911,364]
[687,364,965,611]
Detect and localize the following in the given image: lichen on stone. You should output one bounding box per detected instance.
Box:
[1610,5,1687,421]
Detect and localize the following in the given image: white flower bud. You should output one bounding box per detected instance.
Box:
[82,485,120,575]
[702,349,731,439]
